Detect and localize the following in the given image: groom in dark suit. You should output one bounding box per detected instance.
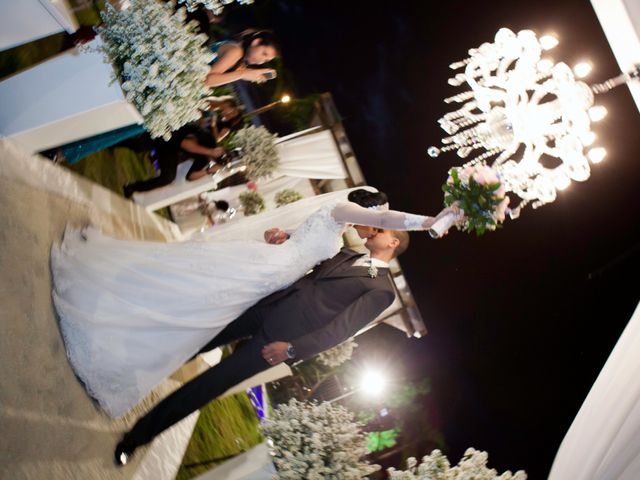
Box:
[115,227,409,465]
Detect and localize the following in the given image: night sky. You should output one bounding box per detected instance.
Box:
[228,1,640,476]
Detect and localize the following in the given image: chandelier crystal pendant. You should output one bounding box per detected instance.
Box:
[428,28,639,217]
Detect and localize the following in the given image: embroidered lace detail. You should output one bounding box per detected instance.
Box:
[403,213,428,230]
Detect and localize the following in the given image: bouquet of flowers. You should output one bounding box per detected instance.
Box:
[177,0,254,14]
[275,189,304,208]
[316,338,358,368]
[387,447,527,480]
[430,164,510,238]
[260,399,379,479]
[98,0,213,140]
[229,126,280,181]
[238,190,266,216]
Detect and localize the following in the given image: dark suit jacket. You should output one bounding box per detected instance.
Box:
[249,248,396,360]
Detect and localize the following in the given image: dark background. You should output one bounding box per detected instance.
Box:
[226,1,640,476]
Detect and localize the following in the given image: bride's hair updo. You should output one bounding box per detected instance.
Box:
[347,189,389,209]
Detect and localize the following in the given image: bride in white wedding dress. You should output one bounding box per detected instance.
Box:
[51,188,458,417]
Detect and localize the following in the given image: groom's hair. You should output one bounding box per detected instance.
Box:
[390,230,410,257]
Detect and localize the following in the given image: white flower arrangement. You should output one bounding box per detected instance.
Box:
[177,0,254,14]
[238,190,266,216]
[387,447,527,480]
[98,0,213,139]
[275,189,304,208]
[229,126,280,181]
[316,338,358,368]
[261,399,379,479]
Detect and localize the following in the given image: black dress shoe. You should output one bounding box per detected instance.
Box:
[114,438,136,467]
[123,184,135,199]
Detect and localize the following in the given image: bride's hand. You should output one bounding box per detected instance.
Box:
[437,203,462,221]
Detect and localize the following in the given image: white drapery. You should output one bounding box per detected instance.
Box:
[549,301,640,480]
[0,0,78,52]
[0,37,142,153]
[134,129,346,212]
[275,129,348,179]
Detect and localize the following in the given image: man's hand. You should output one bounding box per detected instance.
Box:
[264,228,289,245]
[262,342,290,365]
[210,146,226,158]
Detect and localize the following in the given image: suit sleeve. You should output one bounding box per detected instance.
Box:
[290,287,395,360]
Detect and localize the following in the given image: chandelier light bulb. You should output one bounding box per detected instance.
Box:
[538,58,554,73]
[539,35,559,50]
[573,62,593,78]
[554,176,571,190]
[588,147,607,163]
[582,131,596,146]
[589,105,608,122]
[280,94,291,104]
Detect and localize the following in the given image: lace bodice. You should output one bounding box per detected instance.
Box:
[288,202,347,266]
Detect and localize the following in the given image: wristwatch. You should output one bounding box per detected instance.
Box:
[286,343,296,359]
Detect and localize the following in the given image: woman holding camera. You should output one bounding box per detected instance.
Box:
[44,31,279,166]
[205,30,279,86]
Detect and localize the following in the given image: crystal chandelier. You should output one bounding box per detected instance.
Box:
[428,28,639,217]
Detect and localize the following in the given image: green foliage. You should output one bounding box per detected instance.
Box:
[367,428,401,452]
[66,147,169,220]
[442,167,503,236]
[0,33,66,79]
[176,392,263,480]
[387,379,431,409]
[272,94,320,132]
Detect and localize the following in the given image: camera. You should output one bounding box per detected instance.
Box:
[219,147,243,165]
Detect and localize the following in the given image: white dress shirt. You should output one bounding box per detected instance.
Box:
[352,255,389,269]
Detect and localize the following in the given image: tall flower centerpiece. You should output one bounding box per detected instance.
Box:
[316,338,358,368]
[260,399,379,479]
[229,125,280,181]
[430,163,509,238]
[177,0,254,13]
[387,447,527,480]
[98,0,213,139]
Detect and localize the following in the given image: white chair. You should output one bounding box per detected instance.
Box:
[132,158,247,212]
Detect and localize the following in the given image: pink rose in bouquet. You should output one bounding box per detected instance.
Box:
[432,163,510,237]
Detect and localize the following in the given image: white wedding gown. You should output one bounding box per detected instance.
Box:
[51,200,428,417]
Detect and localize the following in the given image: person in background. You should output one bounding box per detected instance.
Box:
[123,123,225,198]
[202,97,245,143]
[205,29,279,86]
